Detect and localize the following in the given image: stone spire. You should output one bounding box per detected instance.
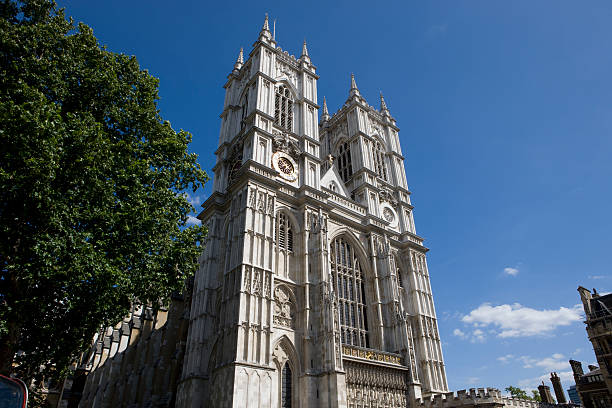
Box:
[380,91,391,119]
[321,96,330,122]
[258,14,272,42]
[300,39,311,64]
[349,73,360,98]
[380,92,388,111]
[233,48,244,71]
[302,39,309,57]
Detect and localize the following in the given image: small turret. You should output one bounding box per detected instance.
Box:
[232,47,244,73]
[300,39,311,65]
[349,73,360,98]
[258,14,272,43]
[321,96,329,123]
[380,91,390,118]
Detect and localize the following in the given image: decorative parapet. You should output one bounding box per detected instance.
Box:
[342,345,402,365]
[325,189,367,216]
[415,388,541,408]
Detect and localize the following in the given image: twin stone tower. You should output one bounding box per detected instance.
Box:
[177,15,448,407]
[80,15,449,408]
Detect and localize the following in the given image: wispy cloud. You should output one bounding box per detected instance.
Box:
[517,370,574,391]
[503,267,519,276]
[466,377,480,385]
[426,24,447,39]
[184,191,203,208]
[497,354,514,364]
[518,353,569,371]
[588,275,606,280]
[186,215,200,226]
[461,303,583,338]
[453,328,485,343]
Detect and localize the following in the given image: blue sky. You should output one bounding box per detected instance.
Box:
[60,0,612,396]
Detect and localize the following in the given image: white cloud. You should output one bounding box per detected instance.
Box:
[519,354,568,371]
[497,354,514,364]
[504,267,519,276]
[472,329,485,343]
[461,303,583,338]
[517,370,574,391]
[183,191,203,208]
[453,328,485,343]
[588,275,606,280]
[466,377,480,385]
[186,215,200,226]
[453,328,467,339]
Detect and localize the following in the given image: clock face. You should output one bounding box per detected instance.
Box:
[383,207,395,223]
[277,157,294,175]
[380,203,398,228]
[272,152,298,181]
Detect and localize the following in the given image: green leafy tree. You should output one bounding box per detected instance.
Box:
[531,389,542,402]
[0,0,207,384]
[505,386,531,400]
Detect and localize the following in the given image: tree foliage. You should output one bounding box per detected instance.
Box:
[0,0,207,381]
[505,386,529,400]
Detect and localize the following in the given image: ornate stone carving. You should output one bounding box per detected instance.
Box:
[252,269,261,295]
[344,360,409,408]
[275,61,298,86]
[243,266,251,293]
[273,285,295,328]
[272,130,301,158]
[379,189,398,207]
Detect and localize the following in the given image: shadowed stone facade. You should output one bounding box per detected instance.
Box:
[79,15,449,408]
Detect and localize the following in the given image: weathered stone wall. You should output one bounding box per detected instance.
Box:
[78,291,191,408]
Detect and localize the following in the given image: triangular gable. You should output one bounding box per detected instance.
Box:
[320,165,350,198]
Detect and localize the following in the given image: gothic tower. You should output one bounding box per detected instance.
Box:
[176,16,448,408]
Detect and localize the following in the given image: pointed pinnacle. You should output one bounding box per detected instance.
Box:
[380,91,388,111]
[349,73,360,98]
[321,96,330,122]
[263,14,270,31]
[302,39,309,57]
[237,48,244,64]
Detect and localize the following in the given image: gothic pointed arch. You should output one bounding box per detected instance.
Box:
[271,335,300,372]
[274,81,295,132]
[275,208,298,253]
[371,135,388,181]
[329,231,372,348]
[332,138,353,183]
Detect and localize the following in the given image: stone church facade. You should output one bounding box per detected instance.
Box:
[78,15,448,408]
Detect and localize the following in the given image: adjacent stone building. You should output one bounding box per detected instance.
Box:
[569,286,612,407]
[79,15,449,408]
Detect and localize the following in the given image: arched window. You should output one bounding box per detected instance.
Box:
[281,362,292,408]
[328,182,337,192]
[372,140,387,181]
[330,237,369,348]
[275,85,293,131]
[337,142,353,182]
[276,212,294,252]
[240,89,249,129]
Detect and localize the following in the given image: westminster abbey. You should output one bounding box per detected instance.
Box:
[77,15,449,408]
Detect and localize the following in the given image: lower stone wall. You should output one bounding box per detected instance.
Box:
[78,292,191,408]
